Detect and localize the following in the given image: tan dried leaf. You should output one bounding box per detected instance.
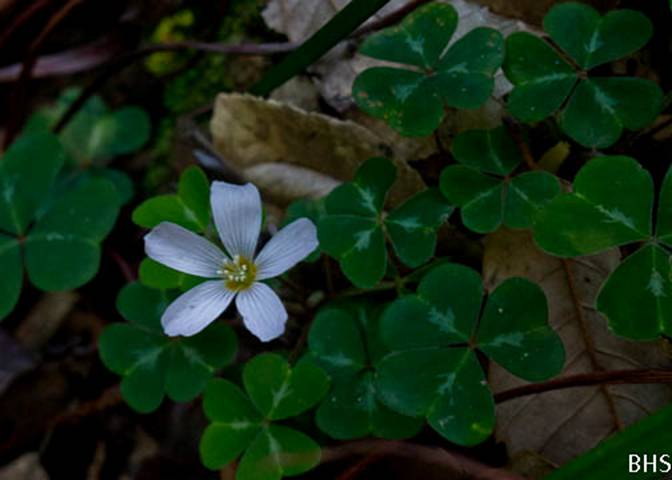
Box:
[483,229,672,466]
[210,93,426,206]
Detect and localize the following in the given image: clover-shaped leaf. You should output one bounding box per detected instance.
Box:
[199,353,329,479]
[99,282,237,412]
[0,133,121,319]
[353,3,504,137]
[440,127,560,233]
[133,165,211,233]
[319,158,453,288]
[504,3,661,148]
[308,302,423,440]
[534,156,672,339]
[376,263,564,445]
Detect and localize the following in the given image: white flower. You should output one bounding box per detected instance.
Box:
[143,181,318,342]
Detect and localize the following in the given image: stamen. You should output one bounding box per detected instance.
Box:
[220,255,257,291]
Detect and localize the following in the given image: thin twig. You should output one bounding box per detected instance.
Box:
[322,440,524,480]
[52,41,295,133]
[495,368,672,403]
[504,116,538,171]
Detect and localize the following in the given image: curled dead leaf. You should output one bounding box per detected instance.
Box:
[210,93,426,206]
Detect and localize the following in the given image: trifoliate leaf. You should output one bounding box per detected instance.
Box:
[25,178,120,291]
[440,127,559,233]
[99,283,237,412]
[199,355,326,478]
[309,304,422,440]
[319,158,452,287]
[503,4,660,148]
[376,263,563,445]
[353,4,503,137]
[243,353,329,421]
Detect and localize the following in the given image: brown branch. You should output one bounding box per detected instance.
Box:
[0,0,55,52]
[504,116,538,171]
[494,368,672,404]
[52,41,295,133]
[3,0,84,147]
[322,440,524,480]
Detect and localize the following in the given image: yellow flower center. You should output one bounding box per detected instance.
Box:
[219,255,257,291]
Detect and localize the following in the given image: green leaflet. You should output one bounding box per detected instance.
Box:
[547,404,672,479]
[440,127,560,233]
[534,156,672,339]
[133,165,211,233]
[503,3,661,148]
[376,263,564,445]
[99,283,237,412]
[353,3,504,137]
[199,354,328,480]
[0,133,65,236]
[308,303,422,440]
[319,158,453,288]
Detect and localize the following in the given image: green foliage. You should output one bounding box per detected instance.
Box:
[0,133,120,319]
[26,87,151,165]
[308,302,423,440]
[534,156,672,340]
[376,263,564,445]
[99,283,237,412]
[132,165,211,233]
[547,403,672,479]
[199,353,329,479]
[318,158,453,288]
[440,127,560,233]
[353,3,504,137]
[504,2,661,148]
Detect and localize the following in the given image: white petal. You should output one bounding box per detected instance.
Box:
[235,282,287,342]
[162,280,235,336]
[255,218,318,280]
[211,181,262,259]
[144,222,226,277]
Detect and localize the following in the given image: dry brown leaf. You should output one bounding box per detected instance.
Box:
[483,229,672,466]
[243,163,340,206]
[210,93,426,206]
